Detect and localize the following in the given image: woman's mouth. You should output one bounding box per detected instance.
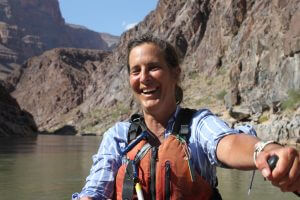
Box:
[141,88,158,95]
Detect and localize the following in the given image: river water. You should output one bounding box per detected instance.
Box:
[0,135,297,200]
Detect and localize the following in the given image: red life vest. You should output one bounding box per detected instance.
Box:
[114,108,221,200]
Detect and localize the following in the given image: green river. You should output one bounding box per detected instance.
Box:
[0,135,297,200]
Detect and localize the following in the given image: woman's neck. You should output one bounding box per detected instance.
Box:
[143,105,177,140]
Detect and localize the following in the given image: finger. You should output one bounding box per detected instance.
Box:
[286,154,300,192]
[271,147,296,182]
[271,178,300,193]
[272,151,300,192]
[286,155,300,191]
[255,151,272,178]
[287,177,300,192]
[271,177,295,192]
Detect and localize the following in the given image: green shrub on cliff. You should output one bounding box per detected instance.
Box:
[216,89,227,101]
[281,89,300,111]
[258,113,269,123]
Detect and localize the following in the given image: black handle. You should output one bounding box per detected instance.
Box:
[267,155,300,197]
[267,155,279,171]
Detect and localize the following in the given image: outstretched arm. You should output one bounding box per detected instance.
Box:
[217,133,300,193]
[217,134,261,169]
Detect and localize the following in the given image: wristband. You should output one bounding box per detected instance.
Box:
[253,140,280,165]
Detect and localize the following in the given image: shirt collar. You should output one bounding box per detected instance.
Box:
[165,105,181,137]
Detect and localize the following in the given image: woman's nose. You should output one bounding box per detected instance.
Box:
[140,69,151,83]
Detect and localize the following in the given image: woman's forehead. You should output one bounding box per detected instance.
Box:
[129,43,164,64]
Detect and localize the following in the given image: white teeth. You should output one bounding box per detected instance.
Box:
[142,88,156,94]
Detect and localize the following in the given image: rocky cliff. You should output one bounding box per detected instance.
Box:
[0,0,119,80]
[11,0,300,143]
[11,48,110,130]
[0,81,37,137]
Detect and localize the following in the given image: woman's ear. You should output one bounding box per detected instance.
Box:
[172,66,181,81]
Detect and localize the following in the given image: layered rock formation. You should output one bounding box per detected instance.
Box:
[11,0,300,143]
[0,82,37,137]
[0,0,118,80]
[12,48,110,130]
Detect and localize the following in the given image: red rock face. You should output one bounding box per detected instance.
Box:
[12,48,110,130]
[9,0,300,142]
[0,0,118,79]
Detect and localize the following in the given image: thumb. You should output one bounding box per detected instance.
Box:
[255,152,272,179]
[261,167,271,178]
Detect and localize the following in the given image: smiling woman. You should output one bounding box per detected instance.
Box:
[72,34,300,200]
[128,43,179,125]
[58,0,158,36]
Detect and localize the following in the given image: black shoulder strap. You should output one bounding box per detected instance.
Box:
[172,108,197,139]
[127,108,196,144]
[122,160,135,200]
[127,113,144,144]
[127,113,160,147]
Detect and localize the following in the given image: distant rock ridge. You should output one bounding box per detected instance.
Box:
[0,0,119,80]
[10,0,300,143]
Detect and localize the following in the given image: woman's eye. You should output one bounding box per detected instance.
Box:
[130,68,140,75]
[149,65,159,71]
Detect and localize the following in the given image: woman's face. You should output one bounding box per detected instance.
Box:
[128,43,179,114]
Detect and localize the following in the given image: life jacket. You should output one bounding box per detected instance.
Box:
[114,108,222,200]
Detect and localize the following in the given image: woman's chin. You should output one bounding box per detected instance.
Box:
[141,99,176,115]
[141,100,161,112]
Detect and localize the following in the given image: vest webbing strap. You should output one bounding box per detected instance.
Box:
[172,108,196,139]
[122,160,135,200]
[150,147,158,200]
[128,114,144,143]
[134,143,151,163]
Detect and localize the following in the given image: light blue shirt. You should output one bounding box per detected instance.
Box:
[72,106,256,199]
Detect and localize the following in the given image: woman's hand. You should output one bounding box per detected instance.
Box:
[255,146,300,193]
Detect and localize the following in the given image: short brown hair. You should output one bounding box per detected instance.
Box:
[127,34,179,72]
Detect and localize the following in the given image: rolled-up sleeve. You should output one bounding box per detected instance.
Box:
[191,109,257,166]
[192,109,239,166]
